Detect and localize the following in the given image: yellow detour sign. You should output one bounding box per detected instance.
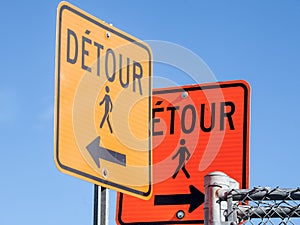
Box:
[54,2,152,199]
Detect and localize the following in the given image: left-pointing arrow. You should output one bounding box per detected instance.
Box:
[86,136,126,168]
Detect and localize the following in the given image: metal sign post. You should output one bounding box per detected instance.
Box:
[94,185,109,225]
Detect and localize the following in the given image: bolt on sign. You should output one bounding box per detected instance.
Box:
[116,80,250,224]
[54,2,152,199]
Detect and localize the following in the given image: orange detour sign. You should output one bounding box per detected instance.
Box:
[54,2,152,199]
[116,80,250,224]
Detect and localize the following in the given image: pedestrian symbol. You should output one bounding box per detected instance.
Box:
[99,86,113,133]
[172,139,191,179]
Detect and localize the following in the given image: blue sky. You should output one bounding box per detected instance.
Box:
[1,1,300,225]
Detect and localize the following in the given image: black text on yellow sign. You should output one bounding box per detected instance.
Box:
[66,28,146,95]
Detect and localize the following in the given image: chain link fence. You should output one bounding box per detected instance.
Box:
[204,172,300,225]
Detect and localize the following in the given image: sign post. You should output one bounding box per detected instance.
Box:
[94,185,109,225]
[54,2,152,199]
[117,80,250,224]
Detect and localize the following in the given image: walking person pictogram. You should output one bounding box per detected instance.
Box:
[99,86,113,133]
[172,139,191,179]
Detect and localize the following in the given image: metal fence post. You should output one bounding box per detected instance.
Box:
[204,171,239,225]
[205,171,300,224]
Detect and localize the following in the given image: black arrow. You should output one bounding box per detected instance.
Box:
[154,185,205,213]
[86,136,126,168]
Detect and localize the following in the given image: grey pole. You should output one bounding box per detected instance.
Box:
[204,171,239,225]
[94,185,109,225]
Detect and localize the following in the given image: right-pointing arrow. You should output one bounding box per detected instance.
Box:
[154,185,205,213]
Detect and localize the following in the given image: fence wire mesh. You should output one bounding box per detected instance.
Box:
[219,187,300,225]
